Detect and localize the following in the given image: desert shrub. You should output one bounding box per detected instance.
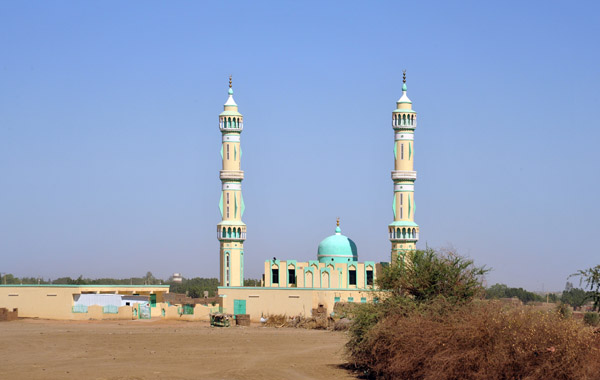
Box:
[348,300,600,379]
[584,312,600,327]
[556,302,573,319]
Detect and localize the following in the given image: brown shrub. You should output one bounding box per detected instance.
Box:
[264,314,288,327]
[348,300,600,380]
[263,314,332,329]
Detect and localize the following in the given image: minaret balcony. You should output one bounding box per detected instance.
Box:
[391,171,417,181]
[389,225,419,241]
[389,236,419,242]
[218,233,246,241]
[392,120,417,129]
[220,125,244,133]
[220,170,244,181]
[218,225,246,240]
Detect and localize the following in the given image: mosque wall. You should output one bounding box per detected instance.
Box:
[219,286,378,321]
[263,260,381,290]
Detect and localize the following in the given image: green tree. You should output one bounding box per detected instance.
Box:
[377,248,489,303]
[571,265,600,311]
[561,287,590,309]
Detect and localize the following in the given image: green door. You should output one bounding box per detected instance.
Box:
[150,294,157,307]
[233,299,246,316]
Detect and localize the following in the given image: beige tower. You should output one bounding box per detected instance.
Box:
[389,71,419,262]
[217,77,246,287]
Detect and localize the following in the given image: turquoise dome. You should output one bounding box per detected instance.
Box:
[317,225,358,263]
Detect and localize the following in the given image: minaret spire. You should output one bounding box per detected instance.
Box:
[217,76,246,287]
[389,74,419,263]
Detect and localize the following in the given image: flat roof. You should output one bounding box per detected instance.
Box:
[0,284,170,288]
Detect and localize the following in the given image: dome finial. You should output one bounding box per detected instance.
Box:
[336,217,340,227]
[228,75,234,95]
[403,70,406,84]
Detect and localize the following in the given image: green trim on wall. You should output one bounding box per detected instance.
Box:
[234,145,237,161]
[234,193,238,218]
[240,251,244,286]
[388,220,419,227]
[392,195,397,219]
[408,194,411,219]
[220,145,223,159]
[409,142,412,160]
[413,196,416,217]
[240,194,245,217]
[394,142,397,160]
[219,193,223,217]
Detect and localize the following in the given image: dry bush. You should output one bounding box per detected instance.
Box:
[264,314,288,327]
[348,300,600,380]
[263,314,332,329]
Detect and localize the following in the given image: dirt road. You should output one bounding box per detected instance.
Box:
[0,319,357,380]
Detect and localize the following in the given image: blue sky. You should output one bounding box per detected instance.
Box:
[1,1,598,291]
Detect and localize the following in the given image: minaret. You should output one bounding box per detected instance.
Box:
[389,71,419,262]
[217,76,246,287]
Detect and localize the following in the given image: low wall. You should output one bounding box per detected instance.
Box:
[161,303,212,321]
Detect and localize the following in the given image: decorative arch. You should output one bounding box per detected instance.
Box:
[321,270,330,289]
[305,270,314,288]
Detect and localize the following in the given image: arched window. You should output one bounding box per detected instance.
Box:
[222,227,226,238]
[402,228,406,238]
[396,228,400,238]
[412,228,416,238]
[227,227,232,238]
[402,114,406,125]
[238,228,241,237]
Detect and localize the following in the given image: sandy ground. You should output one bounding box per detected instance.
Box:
[0,318,358,380]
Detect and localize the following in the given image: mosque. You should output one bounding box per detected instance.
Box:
[217,73,420,320]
